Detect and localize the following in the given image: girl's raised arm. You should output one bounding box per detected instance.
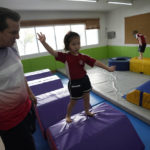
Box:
[37,32,58,57]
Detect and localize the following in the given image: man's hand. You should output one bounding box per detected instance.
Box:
[30,94,37,105]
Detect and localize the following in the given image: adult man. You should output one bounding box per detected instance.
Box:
[0,7,37,150]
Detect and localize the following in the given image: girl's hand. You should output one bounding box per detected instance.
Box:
[108,66,116,72]
[37,32,46,43]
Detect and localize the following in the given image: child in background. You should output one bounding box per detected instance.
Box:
[133,30,147,59]
[37,31,115,123]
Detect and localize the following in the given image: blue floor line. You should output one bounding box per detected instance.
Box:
[33,121,49,150]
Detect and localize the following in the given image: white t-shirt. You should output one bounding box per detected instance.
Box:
[0,47,28,113]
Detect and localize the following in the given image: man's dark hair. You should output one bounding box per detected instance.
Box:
[0,7,21,31]
[64,31,80,51]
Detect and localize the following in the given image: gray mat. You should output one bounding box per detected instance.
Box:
[57,60,150,125]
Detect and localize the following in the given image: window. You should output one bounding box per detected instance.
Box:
[36,26,56,52]
[17,28,38,55]
[17,24,99,56]
[54,25,71,50]
[86,29,99,45]
[71,24,86,46]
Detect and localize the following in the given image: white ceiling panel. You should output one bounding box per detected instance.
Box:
[0,0,132,12]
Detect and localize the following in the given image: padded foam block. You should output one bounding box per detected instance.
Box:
[125,80,150,110]
[25,69,52,81]
[130,57,150,75]
[126,89,140,105]
[108,57,130,71]
[27,75,63,96]
[35,87,87,138]
[46,103,144,150]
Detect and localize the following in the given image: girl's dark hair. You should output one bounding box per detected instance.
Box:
[0,7,21,31]
[132,30,138,35]
[64,31,80,51]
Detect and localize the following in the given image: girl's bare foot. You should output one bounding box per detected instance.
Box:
[86,111,94,117]
[138,57,142,59]
[66,116,72,123]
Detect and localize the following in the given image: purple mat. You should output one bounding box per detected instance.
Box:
[46,103,145,150]
[27,75,63,96]
[25,69,52,81]
[26,72,52,81]
[35,87,88,138]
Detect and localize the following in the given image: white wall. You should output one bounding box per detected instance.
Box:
[106,0,150,46]
[18,0,150,49]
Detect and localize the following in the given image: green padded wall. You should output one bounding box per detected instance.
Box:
[107,46,150,58]
[22,46,150,73]
[22,46,108,73]
[22,55,56,73]
[81,46,108,59]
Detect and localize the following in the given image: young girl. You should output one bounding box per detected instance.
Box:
[37,31,115,123]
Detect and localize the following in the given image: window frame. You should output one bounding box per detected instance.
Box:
[18,19,100,59]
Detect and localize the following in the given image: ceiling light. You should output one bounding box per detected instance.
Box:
[107,0,133,5]
[67,0,97,2]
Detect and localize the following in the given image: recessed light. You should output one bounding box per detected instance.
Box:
[67,0,97,3]
[107,0,133,5]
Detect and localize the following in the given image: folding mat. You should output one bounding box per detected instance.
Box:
[25,69,52,81]
[46,103,145,150]
[124,80,150,110]
[27,75,63,96]
[35,87,87,138]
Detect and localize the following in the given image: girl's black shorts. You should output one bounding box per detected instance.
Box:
[68,75,92,100]
[138,43,146,53]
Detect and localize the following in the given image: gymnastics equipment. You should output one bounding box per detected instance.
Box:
[27,75,63,96]
[108,57,130,71]
[124,80,150,110]
[130,57,150,75]
[46,102,144,150]
[25,69,52,81]
[25,69,88,138]
[25,69,63,96]
[35,87,87,138]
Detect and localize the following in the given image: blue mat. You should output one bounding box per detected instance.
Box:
[32,72,150,150]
